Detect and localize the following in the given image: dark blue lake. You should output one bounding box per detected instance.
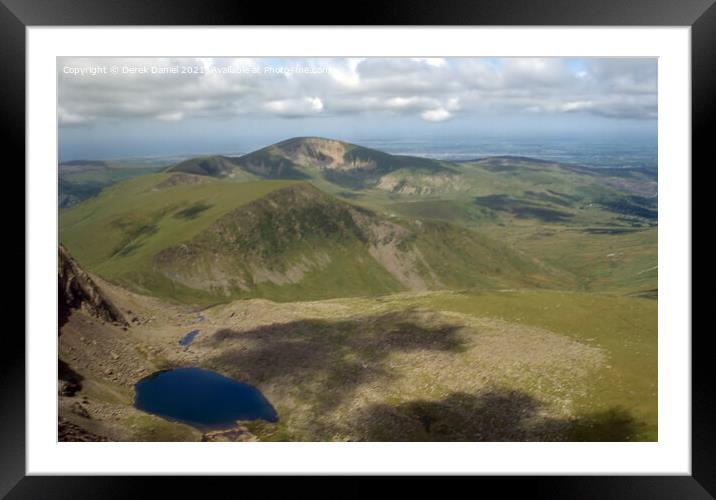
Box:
[179,330,200,346]
[134,368,278,428]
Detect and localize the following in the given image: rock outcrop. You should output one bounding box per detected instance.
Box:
[202,423,258,442]
[58,244,127,328]
[58,417,110,442]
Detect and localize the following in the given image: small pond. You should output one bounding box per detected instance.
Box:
[179,329,200,346]
[134,367,278,428]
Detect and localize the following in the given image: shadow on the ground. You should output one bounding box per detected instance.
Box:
[58,358,84,396]
[208,313,649,442]
[352,388,648,442]
[208,310,466,411]
[173,201,213,220]
[568,407,650,441]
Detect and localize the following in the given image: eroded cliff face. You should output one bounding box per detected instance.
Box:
[58,244,127,329]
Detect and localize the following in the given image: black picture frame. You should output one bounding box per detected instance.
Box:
[5,0,708,497]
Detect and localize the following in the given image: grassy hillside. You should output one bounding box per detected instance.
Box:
[366,157,657,296]
[344,289,658,440]
[59,173,301,303]
[314,154,654,226]
[154,183,565,301]
[58,140,658,443]
[59,285,657,442]
[61,141,658,303]
[401,290,658,440]
[165,155,260,181]
[60,175,565,305]
[482,225,658,296]
[196,289,655,441]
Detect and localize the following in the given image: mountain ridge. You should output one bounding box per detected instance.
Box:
[60,138,657,304]
[166,137,456,189]
[153,182,557,301]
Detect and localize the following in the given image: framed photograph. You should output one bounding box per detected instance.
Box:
[7,0,709,496]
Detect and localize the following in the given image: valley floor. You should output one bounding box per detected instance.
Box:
[59,275,657,442]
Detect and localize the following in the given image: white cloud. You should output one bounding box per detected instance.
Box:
[446,98,461,111]
[58,107,91,125]
[57,57,657,127]
[307,97,324,111]
[411,57,447,67]
[156,111,184,122]
[330,58,364,87]
[264,96,324,116]
[421,108,453,122]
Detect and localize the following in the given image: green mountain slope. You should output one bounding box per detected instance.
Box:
[59,175,563,305]
[154,182,562,302]
[59,173,301,303]
[376,157,656,233]
[165,155,263,181]
[62,138,657,300]
[167,137,457,189]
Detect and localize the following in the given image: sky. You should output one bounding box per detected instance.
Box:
[57,57,657,161]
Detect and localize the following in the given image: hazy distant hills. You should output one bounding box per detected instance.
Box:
[59,160,111,168]
[58,161,165,208]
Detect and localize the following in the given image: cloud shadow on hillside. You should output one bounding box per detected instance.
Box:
[352,388,649,442]
[173,201,213,220]
[207,310,466,412]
